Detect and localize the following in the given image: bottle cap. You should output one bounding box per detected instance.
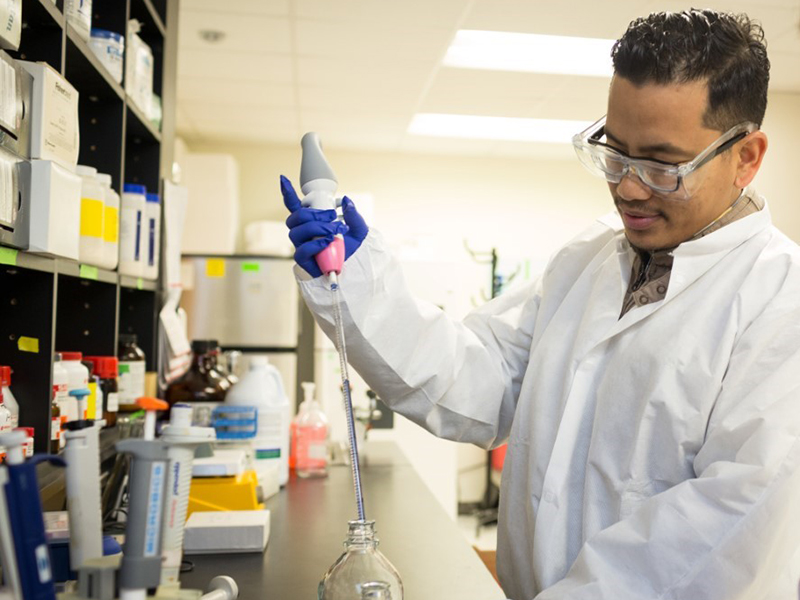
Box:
[146,193,160,204]
[96,173,113,187]
[76,165,98,178]
[191,340,218,354]
[249,355,268,368]
[0,366,11,387]
[118,333,138,345]
[123,183,147,195]
[90,28,124,43]
[83,356,119,379]
[60,351,83,362]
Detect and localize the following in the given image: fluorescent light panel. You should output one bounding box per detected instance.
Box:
[408,114,591,144]
[444,30,615,77]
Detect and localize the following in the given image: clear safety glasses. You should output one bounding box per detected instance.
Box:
[572,116,757,200]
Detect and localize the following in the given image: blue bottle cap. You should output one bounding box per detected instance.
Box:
[90,29,124,43]
[123,183,147,195]
[146,193,160,203]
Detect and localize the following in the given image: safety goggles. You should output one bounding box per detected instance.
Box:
[572,116,757,200]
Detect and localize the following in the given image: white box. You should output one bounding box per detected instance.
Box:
[0,0,22,51]
[192,448,248,477]
[27,160,81,259]
[17,61,79,169]
[181,154,239,255]
[183,510,270,555]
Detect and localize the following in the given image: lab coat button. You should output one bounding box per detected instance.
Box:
[657,285,666,294]
[639,295,649,304]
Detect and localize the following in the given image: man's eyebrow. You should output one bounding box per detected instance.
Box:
[604,127,693,159]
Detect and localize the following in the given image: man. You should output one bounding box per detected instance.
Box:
[281,9,800,599]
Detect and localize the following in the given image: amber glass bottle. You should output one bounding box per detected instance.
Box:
[165,340,231,424]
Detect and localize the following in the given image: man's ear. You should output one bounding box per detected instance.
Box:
[734,130,768,189]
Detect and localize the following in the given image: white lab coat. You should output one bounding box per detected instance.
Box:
[296,198,800,600]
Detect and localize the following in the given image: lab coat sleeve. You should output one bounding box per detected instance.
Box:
[296,230,541,449]
[535,289,800,600]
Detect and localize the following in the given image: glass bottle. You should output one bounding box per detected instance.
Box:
[360,582,392,600]
[214,344,239,386]
[165,340,230,425]
[318,520,403,600]
[118,333,146,409]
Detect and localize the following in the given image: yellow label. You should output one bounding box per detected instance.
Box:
[104,206,119,242]
[80,198,104,238]
[206,259,225,278]
[18,336,39,353]
[87,381,97,419]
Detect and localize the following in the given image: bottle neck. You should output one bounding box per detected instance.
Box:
[345,520,378,549]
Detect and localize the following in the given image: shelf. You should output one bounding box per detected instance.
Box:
[0,246,56,273]
[120,275,157,291]
[65,25,125,101]
[55,259,119,284]
[126,100,162,143]
[25,0,64,29]
[130,0,166,38]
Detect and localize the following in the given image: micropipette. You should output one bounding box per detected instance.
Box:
[299,132,366,522]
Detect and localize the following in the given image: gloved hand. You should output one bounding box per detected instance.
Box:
[281,175,369,278]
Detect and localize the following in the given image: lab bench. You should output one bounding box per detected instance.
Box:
[179,441,505,599]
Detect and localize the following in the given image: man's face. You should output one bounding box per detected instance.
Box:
[605,76,742,251]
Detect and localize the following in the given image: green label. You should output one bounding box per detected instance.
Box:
[137,277,144,290]
[0,247,18,266]
[255,448,281,459]
[242,262,260,273]
[118,364,130,375]
[80,264,99,280]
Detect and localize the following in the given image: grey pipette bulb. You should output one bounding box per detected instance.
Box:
[300,132,338,188]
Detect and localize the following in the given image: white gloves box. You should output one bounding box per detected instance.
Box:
[183,510,270,555]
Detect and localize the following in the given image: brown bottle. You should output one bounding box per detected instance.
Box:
[165,340,231,425]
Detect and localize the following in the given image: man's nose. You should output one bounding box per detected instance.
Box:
[616,171,653,201]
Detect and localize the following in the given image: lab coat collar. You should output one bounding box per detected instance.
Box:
[594,194,771,339]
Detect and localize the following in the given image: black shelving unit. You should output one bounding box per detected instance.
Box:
[0,0,178,455]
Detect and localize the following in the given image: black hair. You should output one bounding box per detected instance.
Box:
[611,8,770,130]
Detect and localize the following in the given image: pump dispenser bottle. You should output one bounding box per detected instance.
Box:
[293,382,329,478]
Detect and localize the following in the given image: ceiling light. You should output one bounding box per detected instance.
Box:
[443,30,615,77]
[408,114,591,144]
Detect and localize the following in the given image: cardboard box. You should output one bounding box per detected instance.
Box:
[17,61,79,169]
[26,159,81,259]
[184,510,270,555]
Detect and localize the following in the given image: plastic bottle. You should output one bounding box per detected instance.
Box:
[81,360,103,421]
[53,354,69,449]
[118,334,146,407]
[59,353,89,423]
[64,0,92,42]
[143,192,160,280]
[85,357,119,427]
[165,340,230,426]
[225,356,290,485]
[119,184,147,277]
[0,367,19,430]
[96,173,120,270]
[89,29,124,84]
[77,165,106,268]
[0,387,12,460]
[293,381,329,479]
[318,520,403,600]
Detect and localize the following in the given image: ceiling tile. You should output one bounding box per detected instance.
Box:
[294,0,471,28]
[295,55,432,88]
[178,78,296,109]
[179,0,290,16]
[294,19,451,61]
[296,83,420,112]
[179,11,292,54]
[177,50,294,83]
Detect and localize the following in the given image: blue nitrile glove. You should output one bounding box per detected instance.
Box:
[281,175,369,278]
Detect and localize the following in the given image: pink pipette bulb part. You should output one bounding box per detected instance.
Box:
[316,235,345,275]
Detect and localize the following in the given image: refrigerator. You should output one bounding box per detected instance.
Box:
[180,255,312,407]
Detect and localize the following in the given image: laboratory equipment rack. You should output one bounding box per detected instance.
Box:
[0,0,179,473]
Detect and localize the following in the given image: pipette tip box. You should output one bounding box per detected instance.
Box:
[183,510,270,555]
